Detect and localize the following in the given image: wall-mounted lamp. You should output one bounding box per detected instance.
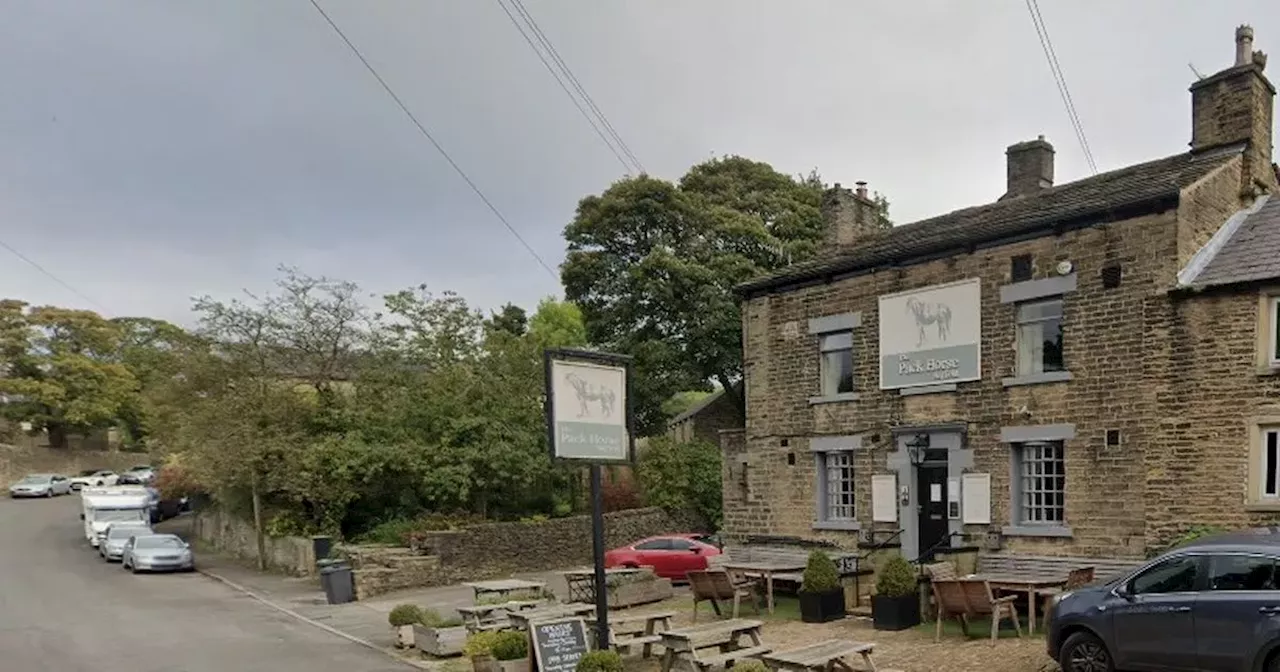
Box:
[906,433,931,467]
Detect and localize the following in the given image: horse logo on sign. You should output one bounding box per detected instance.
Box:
[905,297,952,347]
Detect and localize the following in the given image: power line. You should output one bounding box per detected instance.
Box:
[0,238,105,310]
[505,0,646,174]
[306,0,558,279]
[1025,0,1097,175]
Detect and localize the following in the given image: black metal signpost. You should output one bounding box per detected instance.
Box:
[543,348,635,651]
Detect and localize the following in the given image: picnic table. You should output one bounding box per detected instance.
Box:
[463,578,548,602]
[720,560,806,614]
[659,618,768,672]
[607,610,675,658]
[560,567,643,602]
[763,640,891,672]
[964,573,1065,635]
[507,603,596,632]
[456,600,542,632]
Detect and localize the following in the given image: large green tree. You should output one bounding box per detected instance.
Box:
[562,156,890,433]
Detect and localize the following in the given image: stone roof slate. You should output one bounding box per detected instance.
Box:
[739,145,1246,295]
[1185,194,1280,288]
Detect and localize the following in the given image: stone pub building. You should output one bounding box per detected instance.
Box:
[723,27,1280,561]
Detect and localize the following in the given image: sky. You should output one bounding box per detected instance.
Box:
[1,1,1278,326]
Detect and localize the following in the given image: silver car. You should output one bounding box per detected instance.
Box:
[121,534,195,573]
[8,474,71,498]
[98,523,152,562]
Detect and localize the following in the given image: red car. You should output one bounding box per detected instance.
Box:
[603,534,722,580]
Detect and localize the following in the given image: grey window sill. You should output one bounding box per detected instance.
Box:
[900,383,958,396]
[1259,365,1280,378]
[809,392,860,405]
[1002,371,1073,388]
[1246,502,1280,512]
[813,521,861,531]
[1002,525,1073,538]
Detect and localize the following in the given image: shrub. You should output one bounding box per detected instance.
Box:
[800,550,840,593]
[875,555,918,598]
[601,477,643,512]
[464,631,502,659]
[729,662,768,672]
[575,650,624,672]
[490,631,529,661]
[389,604,423,627]
[419,608,463,628]
[636,436,723,528]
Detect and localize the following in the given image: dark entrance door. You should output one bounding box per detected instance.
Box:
[917,464,949,562]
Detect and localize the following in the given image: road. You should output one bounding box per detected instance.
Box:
[0,494,409,672]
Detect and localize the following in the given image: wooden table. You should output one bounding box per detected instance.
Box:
[463,578,548,602]
[456,600,542,632]
[720,561,806,614]
[507,603,596,632]
[965,573,1065,635]
[659,618,768,672]
[561,568,643,603]
[764,640,885,672]
[607,610,675,658]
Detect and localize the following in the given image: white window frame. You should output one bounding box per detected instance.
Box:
[1013,440,1066,526]
[1015,298,1065,376]
[814,449,857,529]
[1269,297,1280,367]
[1262,427,1280,500]
[818,331,854,397]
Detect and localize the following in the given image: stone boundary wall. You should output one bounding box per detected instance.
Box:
[413,506,708,586]
[191,508,316,577]
[0,443,142,486]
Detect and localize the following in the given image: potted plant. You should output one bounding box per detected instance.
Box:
[389,604,423,648]
[798,550,846,623]
[414,608,467,657]
[465,631,501,672]
[490,631,531,672]
[575,650,624,672]
[871,554,921,631]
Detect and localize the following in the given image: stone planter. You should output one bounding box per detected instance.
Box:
[799,588,847,623]
[394,624,416,648]
[497,658,531,672]
[471,655,500,672]
[607,577,674,608]
[872,594,921,631]
[414,624,466,657]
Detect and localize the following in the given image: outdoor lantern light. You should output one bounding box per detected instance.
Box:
[906,433,931,466]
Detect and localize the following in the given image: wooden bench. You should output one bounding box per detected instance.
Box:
[977,553,1143,584]
[659,619,768,672]
[609,610,675,658]
[764,640,899,672]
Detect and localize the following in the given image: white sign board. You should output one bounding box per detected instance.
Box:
[871,474,897,523]
[878,278,982,389]
[549,359,629,461]
[961,473,992,525]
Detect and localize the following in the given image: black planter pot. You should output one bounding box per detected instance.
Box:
[872,594,921,631]
[799,588,846,623]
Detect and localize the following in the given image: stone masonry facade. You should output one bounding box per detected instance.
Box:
[724,27,1280,560]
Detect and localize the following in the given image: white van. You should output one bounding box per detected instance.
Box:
[81,487,151,547]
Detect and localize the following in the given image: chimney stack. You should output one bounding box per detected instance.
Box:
[1001,136,1055,201]
[1190,25,1276,195]
[821,181,885,251]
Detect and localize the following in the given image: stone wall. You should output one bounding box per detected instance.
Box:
[0,443,141,486]
[191,508,317,577]
[413,506,708,586]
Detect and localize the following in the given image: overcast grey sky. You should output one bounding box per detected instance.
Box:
[1,1,1277,325]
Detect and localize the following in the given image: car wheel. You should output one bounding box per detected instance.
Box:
[1059,631,1113,672]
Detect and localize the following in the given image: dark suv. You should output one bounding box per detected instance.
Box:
[1047,527,1280,672]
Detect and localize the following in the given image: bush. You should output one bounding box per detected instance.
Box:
[800,550,840,593]
[389,604,423,627]
[601,476,643,512]
[419,608,463,628]
[875,555,918,598]
[490,631,529,661]
[636,436,723,528]
[728,662,768,672]
[464,631,502,659]
[575,650,624,672]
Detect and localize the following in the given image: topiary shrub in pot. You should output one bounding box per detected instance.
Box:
[575,650,624,672]
[871,554,921,631]
[414,608,467,657]
[464,631,502,672]
[490,630,531,672]
[799,550,846,623]
[389,604,423,648]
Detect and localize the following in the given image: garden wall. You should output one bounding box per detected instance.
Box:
[191,508,317,577]
[0,443,141,486]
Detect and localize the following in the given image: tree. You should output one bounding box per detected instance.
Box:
[636,436,723,529]
[486,303,528,337]
[0,301,139,448]
[527,297,587,349]
[562,156,889,432]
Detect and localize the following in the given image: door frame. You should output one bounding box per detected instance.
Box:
[887,424,972,561]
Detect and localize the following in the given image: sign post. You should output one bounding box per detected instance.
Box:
[543,348,634,651]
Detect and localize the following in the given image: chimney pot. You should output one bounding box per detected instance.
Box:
[855,181,868,199]
[1191,26,1276,192]
[1237,25,1255,66]
[1002,137,1055,200]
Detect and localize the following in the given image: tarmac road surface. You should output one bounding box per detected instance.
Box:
[0,494,409,672]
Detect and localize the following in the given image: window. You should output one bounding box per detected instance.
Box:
[817,451,855,523]
[633,539,671,551]
[667,538,695,551]
[819,331,854,396]
[1129,556,1199,595]
[1207,554,1277,591]
[1016,299,1064,375]
[1263,428,1280,499]
[1014,441,1065,525]
[1270,296,1279,366]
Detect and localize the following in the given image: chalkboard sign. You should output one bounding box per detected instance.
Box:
[530,617,590,672]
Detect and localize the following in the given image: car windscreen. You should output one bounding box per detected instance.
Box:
[107,527,143,540]
[18,475,50,484]
[135,536,184,550]
[97,509,143,522]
